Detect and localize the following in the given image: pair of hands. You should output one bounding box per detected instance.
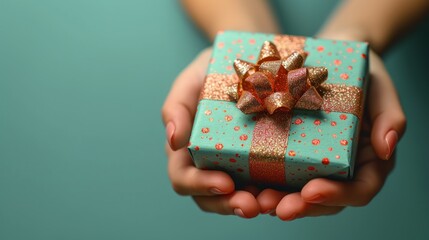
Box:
[162,47,406,220]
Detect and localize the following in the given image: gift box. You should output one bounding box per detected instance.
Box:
[188,31,369,188]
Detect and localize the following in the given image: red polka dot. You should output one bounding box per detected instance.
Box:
[229,158,236,163]
[334,59,342,66]
[340,73,349,80]
[239,134,248,141]
[312,139,320,145]
[348,66,353,70]
[249,39,256,45]
[215,143,223,150]
[237,168,244,172]
[308,166,315,171]
[201,128,210,134]
[361,53,367,59]
[328,147,333,151]
[248,55,255,60]
[346,47,354,53]
[301,133,306,137]
[194,146,200,151]
[322,158,330,165]
[236,53,242,58]
[335,155,340,159]
[288,150,296,157]
[340,114,348,120]
[314,119,321,125]
[331,121,337,126]
[217,42,224,49]
[204,110,212,115]
[234,126,240,131]
[225,115,233,121]
[317,46,324,52]
[226,66,232,71]
[340,139,349,146]
[294,118,303,125]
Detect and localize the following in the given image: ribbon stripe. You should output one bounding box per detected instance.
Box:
[249,112,291,186]
[200,74,363,119]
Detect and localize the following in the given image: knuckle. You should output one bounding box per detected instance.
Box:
[161,105,169,124]
[354,193,373,207]
[192,197,217,214]
[171,182,187,196]
[399,114,407,131]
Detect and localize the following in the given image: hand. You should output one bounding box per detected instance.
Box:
[162,48,261,218]
[257,49,407,221]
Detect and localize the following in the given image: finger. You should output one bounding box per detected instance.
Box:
[193,190,260,218]
[368,51,406,160]
[301,146,394,206]
[162,49,212,150]
[256,189,288,214]
[275,193,344,221]
[166,144,235,196]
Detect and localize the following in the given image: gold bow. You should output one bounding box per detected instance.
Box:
[229,41,328,114]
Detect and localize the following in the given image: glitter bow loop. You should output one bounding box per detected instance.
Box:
[229,41,328,114]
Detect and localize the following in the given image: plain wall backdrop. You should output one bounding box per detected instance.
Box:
[1,0,428,239]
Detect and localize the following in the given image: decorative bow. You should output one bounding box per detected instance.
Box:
[229,41,328,114]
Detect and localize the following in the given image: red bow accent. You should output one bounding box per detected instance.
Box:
[229,41,328,114]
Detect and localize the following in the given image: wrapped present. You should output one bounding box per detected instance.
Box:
[188,31,369,189]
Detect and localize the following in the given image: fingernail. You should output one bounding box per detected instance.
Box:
[305,194,325,203]
[262,209,275,214]
[166,122,175,148]
[385,130,398,160]
[209,188,225,195]
[234,208,246,218]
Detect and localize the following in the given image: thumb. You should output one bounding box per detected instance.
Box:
[368,51,406,160]
[162,49,212,150]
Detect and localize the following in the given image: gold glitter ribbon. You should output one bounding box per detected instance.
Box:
[200,76,363,118]
[199,36,364,186]
[248,112,291,186]
[228,41,328,115]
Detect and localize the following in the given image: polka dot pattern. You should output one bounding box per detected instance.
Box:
[189,31,368,188]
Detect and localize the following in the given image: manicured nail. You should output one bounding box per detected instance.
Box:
[305,194,325,203]
[385,130,398,160]
[166,122,175,148]
[262,209,275,214]
[234,208,246,218]
[209,188,225,195]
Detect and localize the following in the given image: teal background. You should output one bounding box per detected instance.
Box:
[1,0,428,239]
